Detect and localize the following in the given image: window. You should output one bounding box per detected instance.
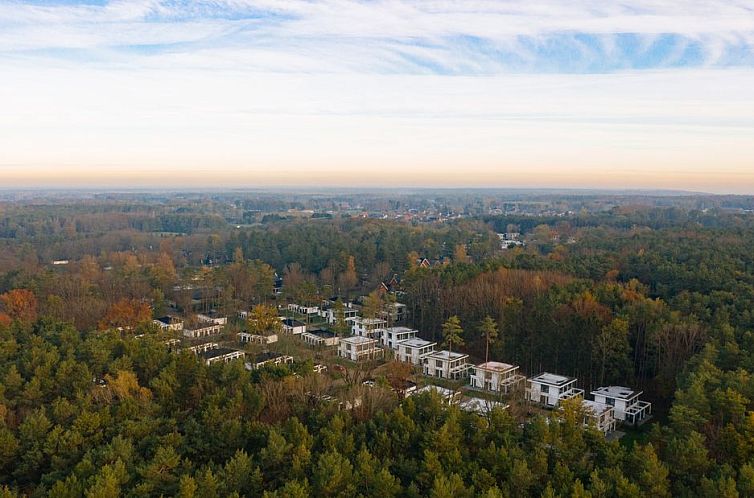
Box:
[606,397,615,406]
[541,384,549,394]
[435,360,443,368]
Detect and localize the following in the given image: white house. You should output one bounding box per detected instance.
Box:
[287,303,320,316]
[470,361,526,394]
[581,400,617,434]
[196,313,228,325]
[301,329,340,347]
[459,396,509,415]
[591,386,652,426]
[395,338,436,365]
[199,348,245,366]
[338,336,383,362]
[153,316,184,332]
[422,350,471,380]
[183,322,223,338]
[378,326,418,349]
[413,384,461,404]
[238,332,278,345]
[380,302,407,323]
[351,317,387,338]
[526,372,584,407]
[246,352,294,370]
[320,306,358,325]
[187,342,219,354]
[281,318,307,335]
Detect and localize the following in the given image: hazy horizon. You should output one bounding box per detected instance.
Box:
[2,1,753,193]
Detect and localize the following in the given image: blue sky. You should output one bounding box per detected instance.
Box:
[1,1,754,191]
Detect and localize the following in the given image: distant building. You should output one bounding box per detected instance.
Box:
[581,400,617,434]
[526,372,583,407]
[396,338,436,365]
[183,322,223,338]
[413,384,461,404]
[196,312,228,325]
[199,348,245,366]
[459,396,509,415]
[301,329,339,347]
[281,318,306,335]
[351,317,387,338]
[378,326,417,349]
[338,336,382,362]
[238,332,278,345]
[470,361,526,394]
[246,352,294,370]
[187,342,219,354]
[422,350,471,380]
[153,316,184,332]
[287,304,320,316]
[591,386,652,426]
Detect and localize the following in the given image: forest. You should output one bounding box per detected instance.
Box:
[1,193,754,496]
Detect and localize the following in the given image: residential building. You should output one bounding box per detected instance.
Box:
[395,338,436,365]
[153,316,184,332]
[413,384,461,404]
[526,372,584,407]
[287,303,320,316]
[338,336,383,362]
[196,312,228,325]
[378,326,417,349]
[351,317,387,338]
[187,342,219,354]
[183,322,223,338]
[281,318,306,335]
[591,386,652,425]
[238,332,278,345]
[459,396,509,415]
[320,307,358,325]
[581,400,617,434]
[246,352,294,370]
[422,350,470,380]
[199,348,245,366]
[380,302,407,323]
[301,329,339,347]
[470,361,526,394]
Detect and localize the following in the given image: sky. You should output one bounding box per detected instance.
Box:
[1,1,754,192]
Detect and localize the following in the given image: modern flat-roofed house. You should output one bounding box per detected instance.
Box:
[187,342,219,354]
[460,396,509,415]
[238,332,278,345]
[183,322,223,338]
[422,350,471,380]
[320,306,358,325]
[287,303,320,317]
[338,336,383,362]
[153,316,184,332]
[281,318,306,335]
[351,317,387,338]
[591,386,652,425]
[380,302,407,323]
[199,348,245,366]
[413,384,461,404]
[396,338,436,365]
[470,361,526,394]
[246,352,294,370]
[379,326,418,349]
[581,400,617,434]
[301,329,340,347]
[196,312,228,326]
[526,372,584,407]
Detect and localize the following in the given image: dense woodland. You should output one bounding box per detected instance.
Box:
[1,194,754,496]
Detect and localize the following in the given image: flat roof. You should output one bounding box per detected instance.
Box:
[476,361,517,372]
[254,351,285,362]
[200,348,242,360]
[353,317,386,325]
[460,397,508,413]
[341,335,377,344]
[582,400,612,415]
[531,372,576,386]
[282,318,306,327]
[306,330,337,339]
[591,386,641,400]
[426,350,468,361]
[380,326,417,334]
[397,338,436,348]
[416,385,456,398]
[155,316,181,324]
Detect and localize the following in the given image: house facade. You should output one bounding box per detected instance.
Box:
[591,386,652,425]
[281,318,307,335]
[422,350,471,380]
[379,326,418,349]
[526,372,584,407]
[301,330,340,347]
[351,317,387,338]
[581,400,617,434]
[470,361,526,394]
[199,348,245,366]
[338,336,383,362]
[246,352,294,370]
[395,338,436,365]
[238,332,278,345]
[183,323,223,338]
[153,316,184,332]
